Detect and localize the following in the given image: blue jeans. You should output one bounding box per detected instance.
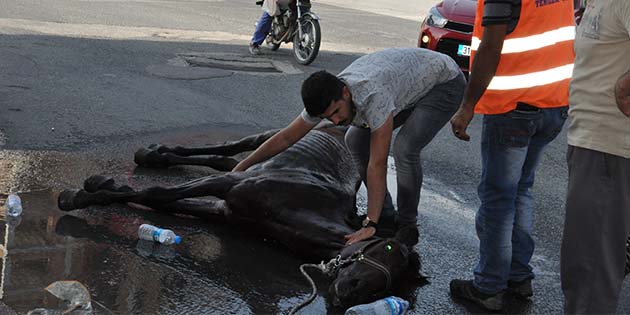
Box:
[345,73,466,226]
[251,11,273,45]
[473,106,568,294]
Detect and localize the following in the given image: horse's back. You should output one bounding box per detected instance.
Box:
[250,129,359,190]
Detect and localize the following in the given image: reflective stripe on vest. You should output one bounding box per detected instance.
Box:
[470,0,575,114]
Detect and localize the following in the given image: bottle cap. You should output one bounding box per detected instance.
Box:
[174,236,182,244]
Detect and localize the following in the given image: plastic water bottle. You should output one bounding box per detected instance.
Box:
[5,194,23,217]
[345,296,409,315]
[137,224,181,245]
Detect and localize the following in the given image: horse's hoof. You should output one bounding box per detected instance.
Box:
[148,144,170,154]
[117,185,134,192]
[134,147,151,166]
[57,189,81,211]
[83,175,115,193]
[134,148,168,168]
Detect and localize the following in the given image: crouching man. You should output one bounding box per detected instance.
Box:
[233,48,465,245]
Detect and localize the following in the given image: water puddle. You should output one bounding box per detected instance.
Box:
[0,149,317,314]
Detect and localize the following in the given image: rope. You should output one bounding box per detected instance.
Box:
[288,240,389,314]
[289,263,323,315]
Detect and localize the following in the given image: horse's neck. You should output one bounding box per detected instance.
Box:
[259,212,354,261]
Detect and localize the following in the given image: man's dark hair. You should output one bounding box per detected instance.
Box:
[301,70,345,116]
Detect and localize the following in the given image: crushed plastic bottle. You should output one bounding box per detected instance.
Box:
[345,296,409,315]
[6,193,23,217]
[137,224,181,245]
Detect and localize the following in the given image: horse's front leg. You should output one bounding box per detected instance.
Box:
[58,172,246,212]
[80,175,232,218]
[130,198,231,219]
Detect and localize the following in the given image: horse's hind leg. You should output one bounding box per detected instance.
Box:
[59,172,246,211]
[134,129,280,170]
[157,129,280,156]
[134,150,238,171]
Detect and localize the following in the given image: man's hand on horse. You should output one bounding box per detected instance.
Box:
[345,227,376,245]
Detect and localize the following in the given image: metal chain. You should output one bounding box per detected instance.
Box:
[289,254,360,314]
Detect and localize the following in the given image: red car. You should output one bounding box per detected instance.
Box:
[418,0,475,74]
[418,0,585,75]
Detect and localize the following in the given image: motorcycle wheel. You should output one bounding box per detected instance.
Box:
[292,16,321,65]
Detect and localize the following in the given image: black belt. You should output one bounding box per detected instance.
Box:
[516,102,540,112]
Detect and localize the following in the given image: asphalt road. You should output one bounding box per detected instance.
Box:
[0,0,628,314]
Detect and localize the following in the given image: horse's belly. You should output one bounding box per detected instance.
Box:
[231,170,353,207]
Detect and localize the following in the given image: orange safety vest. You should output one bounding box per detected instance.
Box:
[470,0,575,114]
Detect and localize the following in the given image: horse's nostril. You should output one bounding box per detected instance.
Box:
[335,278,362,297]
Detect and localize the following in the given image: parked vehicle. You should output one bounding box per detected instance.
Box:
[263,0,321,65]
[418,0,586,75]
[418,0,475,74]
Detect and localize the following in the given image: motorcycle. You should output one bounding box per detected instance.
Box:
[259,0,321,65]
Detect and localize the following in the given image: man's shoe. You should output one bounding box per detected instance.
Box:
[507,278,533,299]
[248,43,261,55]
[395,222,419,247]
[375,215,396,238]
[450,279,504,311]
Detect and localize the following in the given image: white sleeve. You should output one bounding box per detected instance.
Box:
[300,109,322,126]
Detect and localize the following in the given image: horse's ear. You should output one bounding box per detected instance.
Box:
[395,224,419,248]
[399,241,409,260]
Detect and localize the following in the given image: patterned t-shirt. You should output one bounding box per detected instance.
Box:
[300,48,461,131]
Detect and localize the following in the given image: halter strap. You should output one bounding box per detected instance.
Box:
[322,238,394,296]
[357,253,393,293]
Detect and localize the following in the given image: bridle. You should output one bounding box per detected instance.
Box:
[289,238,396,315]
[321,238,393,294]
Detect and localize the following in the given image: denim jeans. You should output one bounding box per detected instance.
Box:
[345,72,466,226]
[473,105,568,294]
[251,11,273,45]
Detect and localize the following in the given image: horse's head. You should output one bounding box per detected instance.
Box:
[328,231,421,308]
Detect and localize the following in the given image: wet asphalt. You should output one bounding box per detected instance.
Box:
[1,0,629,314]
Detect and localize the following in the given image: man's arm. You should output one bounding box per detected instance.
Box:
[615,70,630,117]
[450,23,508,141]
[232,116,315,172]
[345,114,393,245]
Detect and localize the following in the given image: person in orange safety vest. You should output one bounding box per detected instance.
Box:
[449,0,575,311]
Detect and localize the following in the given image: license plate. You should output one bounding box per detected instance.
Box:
[457,44,471,57]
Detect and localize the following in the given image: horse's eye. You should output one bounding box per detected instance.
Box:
[385,244,393,252]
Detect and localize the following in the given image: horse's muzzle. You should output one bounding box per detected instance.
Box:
[329,277,365,307]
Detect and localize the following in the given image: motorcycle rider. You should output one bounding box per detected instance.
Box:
[249,0,295,55]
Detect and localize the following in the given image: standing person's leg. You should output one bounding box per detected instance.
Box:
[561,146,630,314]
[250,11,273,54]
[345,127,396,219]
[474,113,532,294]
[451,108,543,311]
[393,73,464,227]
[510,106,568,297]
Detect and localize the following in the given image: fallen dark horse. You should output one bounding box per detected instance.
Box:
[57,124,424,309]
